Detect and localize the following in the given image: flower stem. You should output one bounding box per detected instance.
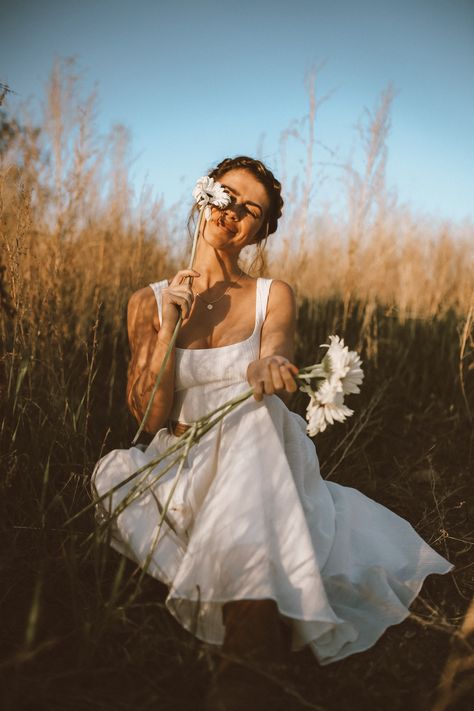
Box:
[130,208,204,445]
[81,368,312,530]
[130,423,198,589]
[84,366,318,536]
[188,207,203,273]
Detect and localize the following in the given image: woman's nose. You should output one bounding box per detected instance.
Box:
[225,199,243,220]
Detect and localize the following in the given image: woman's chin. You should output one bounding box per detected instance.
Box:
[204,223,234,246]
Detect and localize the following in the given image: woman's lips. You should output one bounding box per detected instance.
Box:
[217,220,236,234]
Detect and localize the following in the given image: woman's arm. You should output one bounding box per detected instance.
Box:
[246,280,299,406]
[126,288,176,433]
[126,268,199,433]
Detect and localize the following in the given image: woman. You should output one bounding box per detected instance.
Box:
[92,156,453,688]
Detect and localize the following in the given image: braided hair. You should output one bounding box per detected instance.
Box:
[208,156,284,242]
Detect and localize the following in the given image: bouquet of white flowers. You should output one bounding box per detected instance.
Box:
[298,335,364,435]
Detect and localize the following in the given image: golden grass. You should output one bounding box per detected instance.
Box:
[1,60,473,710]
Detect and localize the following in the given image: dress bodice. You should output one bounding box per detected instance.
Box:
[149,277,273,423]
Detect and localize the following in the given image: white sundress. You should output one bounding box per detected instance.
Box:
[91,276,454,666]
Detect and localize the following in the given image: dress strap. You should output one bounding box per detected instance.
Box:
[255,277,273,329]
[149,279,169,327]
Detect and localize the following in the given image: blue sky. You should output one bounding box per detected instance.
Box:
[1,0,473,223]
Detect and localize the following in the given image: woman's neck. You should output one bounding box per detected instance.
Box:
[191,238,244,288]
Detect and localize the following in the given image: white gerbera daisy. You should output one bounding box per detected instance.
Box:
[306,380,354,436]
[192,176,230,220]
[322,334,365,395]
[300,334,364,436]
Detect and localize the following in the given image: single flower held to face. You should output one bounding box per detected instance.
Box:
[192,176,231,220]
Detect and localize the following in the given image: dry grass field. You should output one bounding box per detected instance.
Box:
[1,64,473,710]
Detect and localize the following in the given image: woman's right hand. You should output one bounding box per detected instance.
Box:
[247,355,299,402]
[161,269,201,330]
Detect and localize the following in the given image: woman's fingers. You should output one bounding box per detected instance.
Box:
[178,295,191,319]
[248,357,299,401]
[180,294,193,318]
[268,357,298,394]
[280,364,298,392]
[164,280,196,314]
[262,361,275,396]
[248,361,265,401]
[170,269,200,286]
[270,360,285,391]
[163,290,194,321]
[252,379,264,402]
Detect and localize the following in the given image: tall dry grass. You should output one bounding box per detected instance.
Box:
[270,74,473,322]
[1,60,473,710]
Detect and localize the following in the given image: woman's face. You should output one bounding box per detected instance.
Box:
[204,168,270,252]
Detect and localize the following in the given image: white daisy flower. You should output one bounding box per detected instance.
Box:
[340,350,364,395]
[322,335,365,395]
[300,334,364,436]
[306,380,354,436]
[192,176,230,221]
[306,396,328,436]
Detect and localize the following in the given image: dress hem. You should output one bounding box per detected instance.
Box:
[163,558,454,664]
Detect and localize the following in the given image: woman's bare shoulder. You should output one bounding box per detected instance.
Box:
[269,278,295,294]
[127,283,165,337]
[128,286,156,317]
[268,278,296,310]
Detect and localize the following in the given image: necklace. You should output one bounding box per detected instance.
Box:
[193,269,245,310]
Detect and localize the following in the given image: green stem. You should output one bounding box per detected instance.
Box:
[131,208,204,445]
[97,397,251,534]
[131,423,198,589]
[130,319,181,445]
[95,450,185,537]
[83,363,317,541]
[68,428,194,526]
[96,377,305,534]
[69,385,251,529]
[76,368,310,529]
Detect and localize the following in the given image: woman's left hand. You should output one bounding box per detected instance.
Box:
[247,355,299,402]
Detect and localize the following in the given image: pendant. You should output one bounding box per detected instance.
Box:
[207,304,213,310]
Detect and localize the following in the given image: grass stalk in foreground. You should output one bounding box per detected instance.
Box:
[131,208,204,445]
[80,355,353,552]
[128,422,198,597]
[66,385,254,528]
